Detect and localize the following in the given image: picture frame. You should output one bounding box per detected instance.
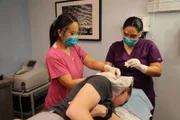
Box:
[55,0,102,41]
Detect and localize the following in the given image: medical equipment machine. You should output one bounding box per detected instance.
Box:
[8,60,49,92]
[6,60,50,119]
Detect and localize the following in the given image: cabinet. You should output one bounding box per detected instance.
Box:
[0,80,13,120]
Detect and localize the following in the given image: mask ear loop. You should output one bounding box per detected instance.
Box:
[58,26,68,43]
[138,31,143,38]
[61,26,68,35]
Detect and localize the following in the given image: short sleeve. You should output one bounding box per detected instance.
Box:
[74,45,87,61]
[148,41,163,63]
[46,55,69,80]
[86,75,112,102]
[106,43,115,64]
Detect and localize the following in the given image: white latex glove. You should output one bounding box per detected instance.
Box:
[104,65,121,78]
[96,72,117,80]
[125,58,147,73]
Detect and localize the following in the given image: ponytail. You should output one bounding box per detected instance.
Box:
[49,23,58,47]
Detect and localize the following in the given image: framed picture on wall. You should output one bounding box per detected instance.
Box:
[55,0,102,41]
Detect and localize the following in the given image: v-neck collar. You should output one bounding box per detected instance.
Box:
[53,43,72,57]
[122,39,140,57]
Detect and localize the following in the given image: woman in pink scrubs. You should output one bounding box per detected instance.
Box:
[105,16,163,118]
[44,13,120,110]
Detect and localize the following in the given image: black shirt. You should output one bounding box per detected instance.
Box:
[49,75,113,120]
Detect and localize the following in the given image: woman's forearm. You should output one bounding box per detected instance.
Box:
[145,65,162,77]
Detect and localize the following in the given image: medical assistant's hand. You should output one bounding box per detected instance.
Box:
[125,58,147,73]
[104,65,121,78]
[90,104,107,118]
[96,72,117,80]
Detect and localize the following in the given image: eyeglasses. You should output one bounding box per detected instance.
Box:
[62,30,81,37]
[69,31,81,36]
[61,26,81,36]
[123,31,139,39]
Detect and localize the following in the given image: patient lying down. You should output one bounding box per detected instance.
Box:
[29,72,134,120]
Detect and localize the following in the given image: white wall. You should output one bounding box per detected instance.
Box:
[28,0,56,62]
[28,0,148,74]
[0,0,32,75]
[80,0,148,76]
[147,12,180,120]
[28,0,68,62]
[28,0,180,120]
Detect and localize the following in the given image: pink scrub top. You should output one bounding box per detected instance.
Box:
[44,43,87,110]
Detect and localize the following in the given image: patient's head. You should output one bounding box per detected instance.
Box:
[96,72,133,94]
[96,72,117,80]
[96,72,133,107]
[112,85,132,107]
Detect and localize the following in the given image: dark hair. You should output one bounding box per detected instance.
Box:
[121,84,133,96]
[120,85,133,106]
[123,16,143,32]
[49,13,78,47]
[127,84,133,96]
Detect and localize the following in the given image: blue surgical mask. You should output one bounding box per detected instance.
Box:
[65,36,78,47]
[123,37,138,46]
